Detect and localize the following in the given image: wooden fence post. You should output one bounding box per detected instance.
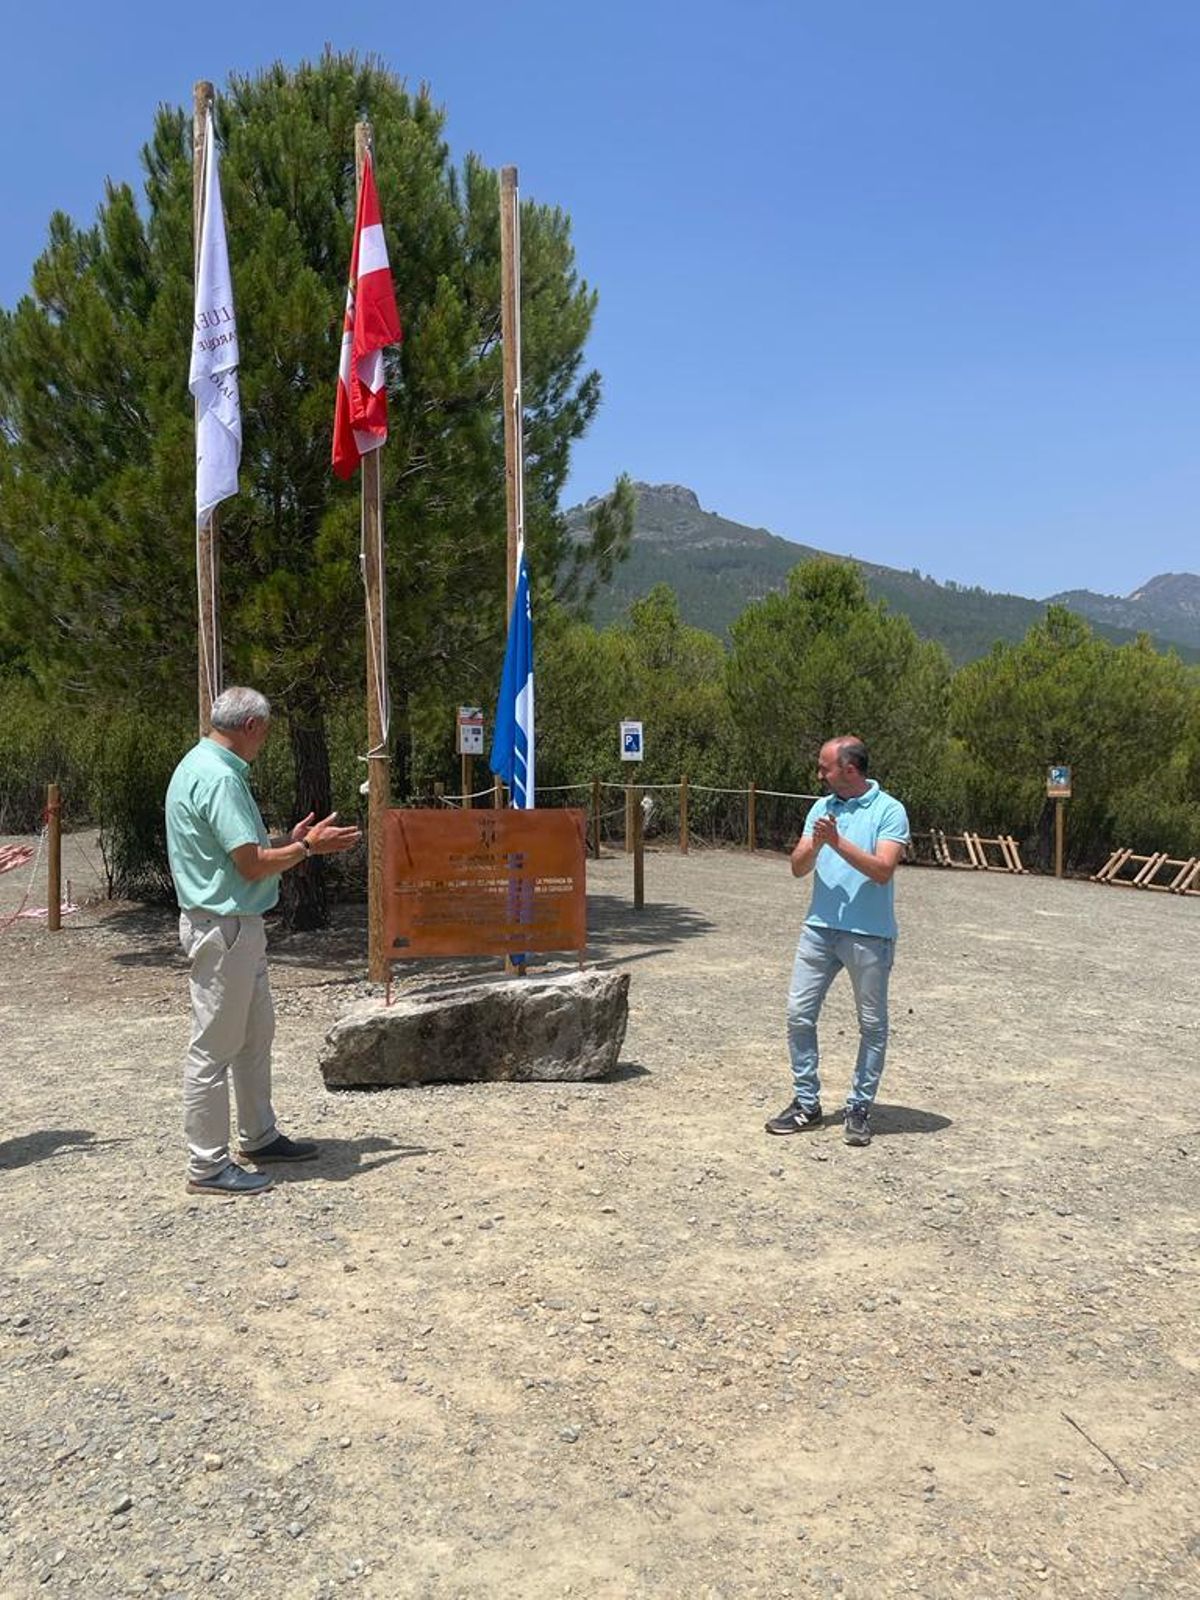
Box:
[679,773,689,855]
[747,782,757,852]
[625,782,634,854]
[591,776,601,860]
[47,783,62,933]
[1054,798,1065,879]
[632,786,644,909]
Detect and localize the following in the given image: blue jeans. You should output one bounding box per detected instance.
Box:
[787,925,895,1111]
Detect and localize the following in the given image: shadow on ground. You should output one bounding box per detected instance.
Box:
[584,892,716,967]
[605,1060,651,1083]
[103,888,715,980]
[0,1129,125,1171]
[262,1135,430,1184]
[829,1103,952,1136]
[106,903,370,979]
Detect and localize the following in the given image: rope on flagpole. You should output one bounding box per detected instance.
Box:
[360,456,391,761]
[197,509,221,713]
[193,102,225,718]
[194,106,219,717]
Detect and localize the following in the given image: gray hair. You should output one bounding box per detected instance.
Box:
[834,737,869,775]
[209,686,271,731]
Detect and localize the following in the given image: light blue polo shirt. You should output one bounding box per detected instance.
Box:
[802,780,909,940]
[165,739,278,915]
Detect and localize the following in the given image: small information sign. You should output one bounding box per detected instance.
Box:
[457,706,485,756]
[1046,765,1072,799]
[620,720,644,762]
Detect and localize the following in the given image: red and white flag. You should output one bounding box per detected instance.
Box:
[332,155,402,479]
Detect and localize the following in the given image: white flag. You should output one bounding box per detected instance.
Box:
[189,114,241,526]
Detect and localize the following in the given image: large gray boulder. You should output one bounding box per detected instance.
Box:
[319,969,630,1088]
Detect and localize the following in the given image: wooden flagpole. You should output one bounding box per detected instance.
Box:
[500,166,523,975]
[193,81,222,735]
[500,166,521,618]
[357,122,391,983]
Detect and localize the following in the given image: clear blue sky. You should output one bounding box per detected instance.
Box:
[3,1,1197,597]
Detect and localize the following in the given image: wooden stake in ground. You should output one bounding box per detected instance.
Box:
[461,752,474,810]
[46,783,61,934]
[679,774,689,855]
[1055,798,1065,879]
[356,122,392,983]
[632,786,645,910]
[193,81,222,735]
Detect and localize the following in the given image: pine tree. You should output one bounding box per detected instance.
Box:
[0,52,630,924]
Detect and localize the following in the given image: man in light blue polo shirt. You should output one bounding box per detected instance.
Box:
[765,736,909,1147]
[166,686,360,1197]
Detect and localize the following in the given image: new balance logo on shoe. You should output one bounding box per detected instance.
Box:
[764,1099,824,1136]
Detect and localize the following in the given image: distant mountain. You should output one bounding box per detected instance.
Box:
[566,483,1200,665]
[1044,573,1200,651]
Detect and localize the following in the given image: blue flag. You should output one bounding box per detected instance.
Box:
[490,546,535,808]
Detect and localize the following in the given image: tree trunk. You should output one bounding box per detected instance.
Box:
[280,709,332,930]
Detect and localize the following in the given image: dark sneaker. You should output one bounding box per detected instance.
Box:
[240,1133,319,1163]
[187,1163,273,1197]
[843,1105,872,1146]
[765,1098,823,1135]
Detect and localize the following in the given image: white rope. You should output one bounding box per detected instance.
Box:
[359,462,391,762]
[436,785,501,806]
[0,826,49,937]
[686,783,821,801]
[598,780,683,792]
[195,520,222,712]
[675,783,746,795]
[193,110,223,714]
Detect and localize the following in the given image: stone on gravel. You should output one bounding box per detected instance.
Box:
[319,971,630,1087]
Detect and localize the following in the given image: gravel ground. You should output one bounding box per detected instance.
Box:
[1,835,1198,1599]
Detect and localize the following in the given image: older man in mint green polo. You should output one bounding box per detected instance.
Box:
[765,735,909,1149]
[166,687,361,1197]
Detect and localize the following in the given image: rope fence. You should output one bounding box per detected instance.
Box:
[405,775,823,856]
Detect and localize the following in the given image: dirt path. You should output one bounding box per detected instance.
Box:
[1,843,1197,1598]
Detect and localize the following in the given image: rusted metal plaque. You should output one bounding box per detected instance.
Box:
[383,808,587,961]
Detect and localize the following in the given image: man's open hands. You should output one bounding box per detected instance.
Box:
[291,811,361,857]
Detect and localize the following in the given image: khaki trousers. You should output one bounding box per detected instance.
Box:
[179,911,278,1180]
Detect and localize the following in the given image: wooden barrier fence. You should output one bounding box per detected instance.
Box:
[1092,848,1200,895]
[913,829,1027,873]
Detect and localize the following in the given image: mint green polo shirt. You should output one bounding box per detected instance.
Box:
[165,739,278,915]
[802,780,909,940]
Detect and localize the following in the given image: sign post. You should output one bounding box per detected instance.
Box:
[457,706,484,810]
[1047,765,1072,879]
[620,721,643,856]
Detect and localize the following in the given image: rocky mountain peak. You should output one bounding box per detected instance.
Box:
[1128,573,1200,612]
[632,482,702,510]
